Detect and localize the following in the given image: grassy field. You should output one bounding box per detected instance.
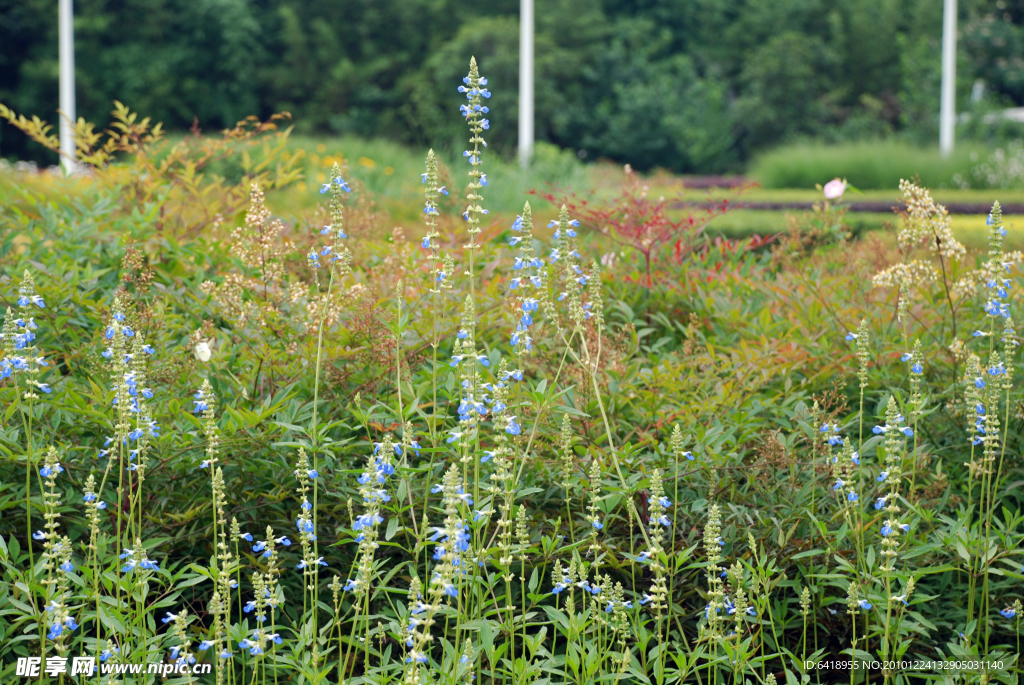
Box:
[703,209,1024,245]
[746,139,986,190]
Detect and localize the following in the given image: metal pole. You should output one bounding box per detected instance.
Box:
[518,0,534,169]
[939,0,957,157]
[59,0,77,175]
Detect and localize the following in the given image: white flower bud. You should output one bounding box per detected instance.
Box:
[194,341,212,362]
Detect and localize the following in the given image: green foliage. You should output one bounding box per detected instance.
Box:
[6,0,1024,171]
[749,140,985,190]
[279,134,588,218]
[2,67,1024,685]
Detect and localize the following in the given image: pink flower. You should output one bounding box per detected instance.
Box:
[823,178,846,200]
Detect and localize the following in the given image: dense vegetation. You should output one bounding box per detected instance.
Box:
[6,0,1024,171]
[1,60,1024,685]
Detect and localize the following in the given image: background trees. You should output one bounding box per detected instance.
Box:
[3,0,1024,171]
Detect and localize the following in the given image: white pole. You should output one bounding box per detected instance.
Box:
[939,0,957,157]
[58,0,77,175]
[518,0,534,169]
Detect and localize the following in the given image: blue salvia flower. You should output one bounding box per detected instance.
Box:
[119,544,159,574]
[507,205,544,353]
[404,469,471,679]
[2,272,50,392]
[16,275,45,308]
[42,478,76,649]
[39,462,64,478]
[876,396,910,572]
[421,150,443,253]
[506,416,522,435]
[634,468,671,611]
[821,422,843,446]
[551,570,571,595]
[982,203,1011,319]
[606,599,633,613]
[38,444,71,626]
[451,298,486,452]
[343,437,395,596]
[872,412,912,437]
[291,446,323,591]
[320,176,351,194]
[430,465,470,598]
[460,58,489,251]
[552,205,590,326]
[311,164,352,274]
[193,389,209,414]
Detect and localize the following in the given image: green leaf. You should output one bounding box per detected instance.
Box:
[176,574,209,588]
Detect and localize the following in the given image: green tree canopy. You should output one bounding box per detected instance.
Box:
[2,0,1022,171]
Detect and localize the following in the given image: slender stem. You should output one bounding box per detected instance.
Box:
[965,452,977,628]
[308,266,336,667]
[17,389,45,658]
[579,333,652,549]
[396,283,405,421]
[802,611,807,668]
[511,328,577,489]
[22,389,35,572]
[339,601,360,685]
[857,385,866,580]
[850,613,857,685]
